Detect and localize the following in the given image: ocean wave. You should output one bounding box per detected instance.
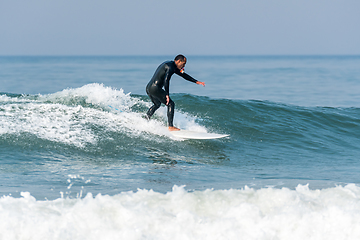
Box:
[0,84,208,149]
[1,184,360,240]
[174,95,360,151]
[1,84,359,154]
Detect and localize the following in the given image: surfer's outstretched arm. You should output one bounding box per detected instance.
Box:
[176,71,205,87]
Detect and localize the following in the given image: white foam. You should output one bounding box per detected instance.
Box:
[1,184,360,240]
[0,84,206,146]
[0,94,15,102]
[0,94,35,103]
[39,83,137,112]
[156,106,208,133]
[0,102,98,147]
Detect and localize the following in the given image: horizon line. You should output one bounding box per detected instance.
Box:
[1,54,360,57]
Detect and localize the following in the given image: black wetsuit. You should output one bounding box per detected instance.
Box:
[146,61,197,127]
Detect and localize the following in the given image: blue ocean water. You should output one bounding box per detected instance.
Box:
[1,56,360,239]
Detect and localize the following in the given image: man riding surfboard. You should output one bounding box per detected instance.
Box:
[145,55,205,131]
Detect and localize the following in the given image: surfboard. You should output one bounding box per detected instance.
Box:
[169,130,229,140]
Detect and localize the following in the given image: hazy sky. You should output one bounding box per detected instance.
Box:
[1,0,359,55]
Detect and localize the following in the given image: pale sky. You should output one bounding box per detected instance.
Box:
[1,0,359,56]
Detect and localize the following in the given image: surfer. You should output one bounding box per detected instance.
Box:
[145,55,205,131]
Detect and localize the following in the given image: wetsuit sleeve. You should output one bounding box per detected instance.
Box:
[176,71,198,83]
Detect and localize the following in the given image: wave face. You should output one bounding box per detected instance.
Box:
[1,83,359,151]
[1,83,360,193]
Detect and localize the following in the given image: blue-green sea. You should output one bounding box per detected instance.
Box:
[1,56,360,239]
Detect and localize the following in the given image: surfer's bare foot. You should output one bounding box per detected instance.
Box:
[168,126,180,131]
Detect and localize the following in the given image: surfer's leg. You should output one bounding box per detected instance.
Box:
[167,99,179,131]
[167,99,175,127]
[146,86,178,130]
[146,95,161,119]
[146,86,166,119]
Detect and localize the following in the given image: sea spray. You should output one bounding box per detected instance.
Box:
[0,84,206,148]
[1,185,360,240]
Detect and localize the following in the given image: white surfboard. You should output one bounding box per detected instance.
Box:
[169,130,229,140]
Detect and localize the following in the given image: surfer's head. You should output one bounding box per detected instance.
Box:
[174,54,187,70]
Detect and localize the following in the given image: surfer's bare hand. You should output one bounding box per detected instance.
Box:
[196,81,205,87]
[166,95,170,105]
